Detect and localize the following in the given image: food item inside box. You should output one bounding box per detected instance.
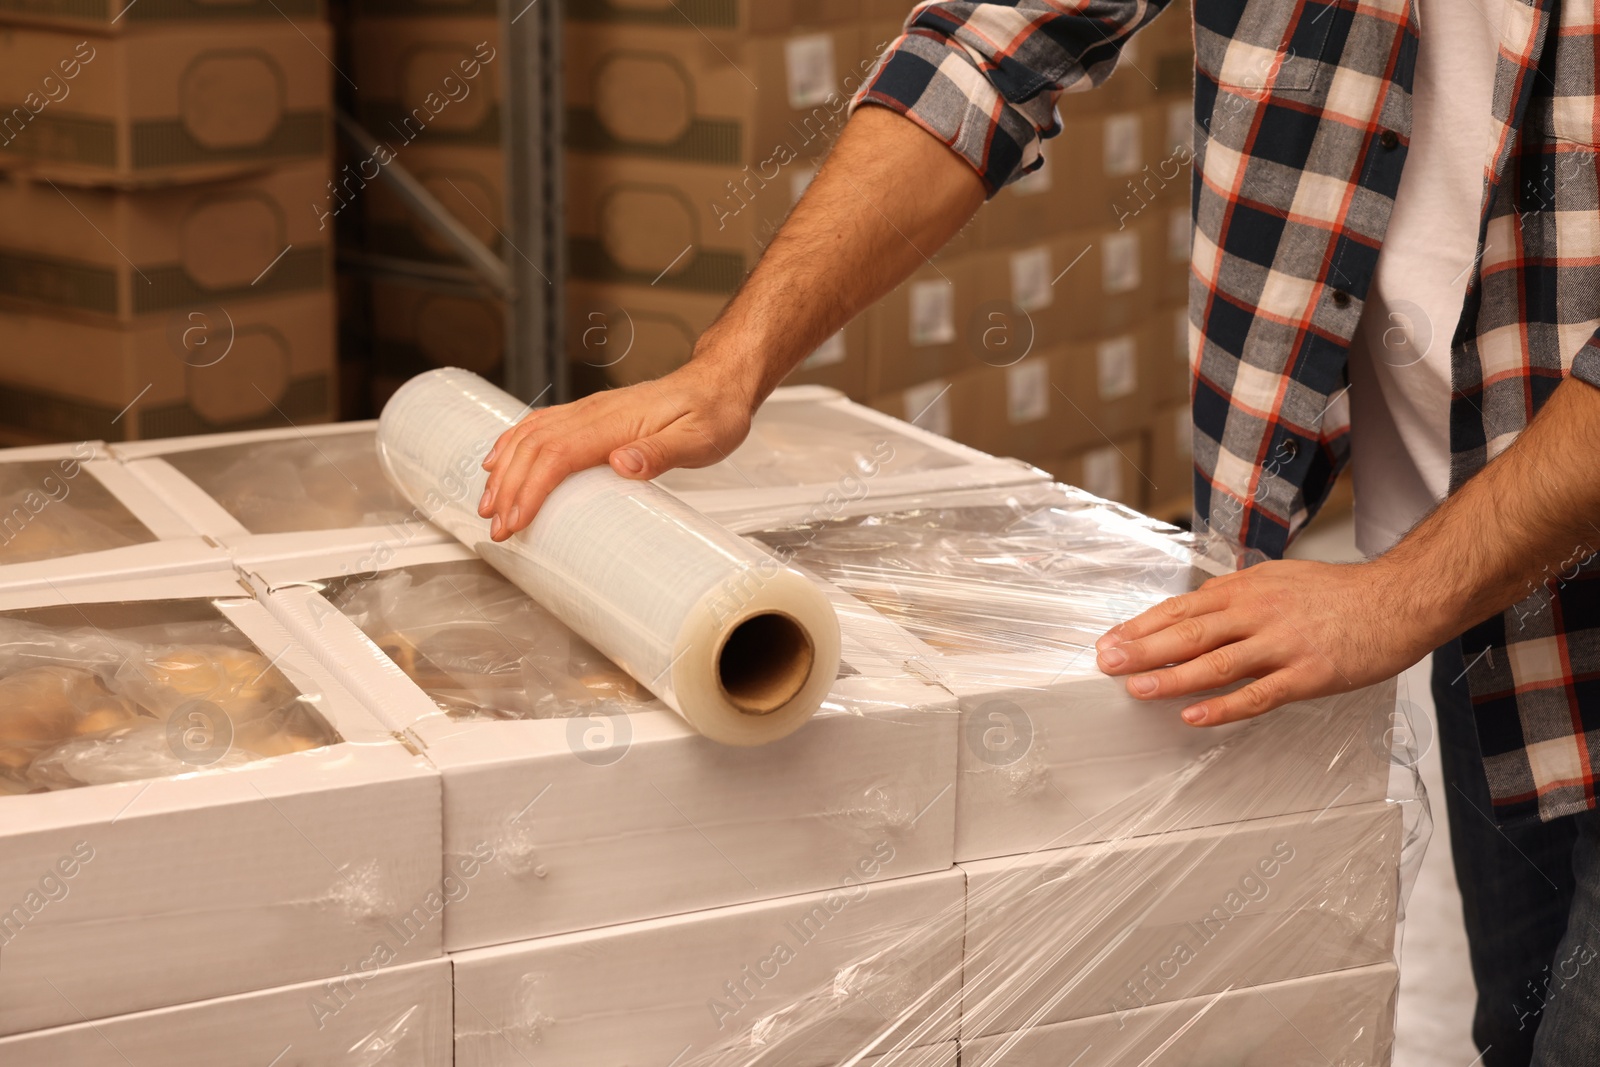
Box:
[161,431,418,534]
[0,461,155,565]
[0,601,340,794]
[752,483,1215,657]
[653,397,963,494]
[327,560,666,722]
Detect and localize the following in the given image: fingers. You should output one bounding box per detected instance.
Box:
[1098,584,1230,650]
[1096,609,1251,676]
[1119,637,1275,703]
[610,420,729,480]
[1180,672,1299,727]
[479,414,547,517]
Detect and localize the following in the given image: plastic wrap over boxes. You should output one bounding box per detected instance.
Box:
[0,386,1409,1065]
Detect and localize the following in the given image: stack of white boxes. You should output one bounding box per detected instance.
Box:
[0,390,1407,1065]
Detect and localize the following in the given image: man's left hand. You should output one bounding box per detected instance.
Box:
[1094,559,1440,726]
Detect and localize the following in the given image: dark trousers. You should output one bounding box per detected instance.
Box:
[1432,640,1600,1066]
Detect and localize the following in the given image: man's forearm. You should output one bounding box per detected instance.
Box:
[1379,375,1600,641]
[696,105,987,404]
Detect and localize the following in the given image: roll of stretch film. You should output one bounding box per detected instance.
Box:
[377,369,840,745]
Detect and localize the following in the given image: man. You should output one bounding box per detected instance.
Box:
[478,2,1600,1062]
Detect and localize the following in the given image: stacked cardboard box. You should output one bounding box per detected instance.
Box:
[560,4,918,397]
[868,3,1196,515]
[561,2,1197,519]
[347,2,508,402]
[0,1,337,442]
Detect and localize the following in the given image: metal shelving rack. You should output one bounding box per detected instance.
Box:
[337,0,566,406]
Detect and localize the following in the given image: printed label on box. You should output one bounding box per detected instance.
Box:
[908,279,956,346]
[1012,143,1052,196]
[1168,101,1194,153]
[1175,405,1194,459]
[1009,247,1053,312]
[803,329,847,368]
[1006,361,1050,424]
[1169,208,1191,263]
[785,34,837,109]
[1103,113,1143,177]
[1101,232,1141,294]
[1096,335,1139,401]
[903,379,951,437]
[1083,445,1124,501]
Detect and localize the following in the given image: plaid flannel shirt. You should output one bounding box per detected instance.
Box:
[855,0,1600,825]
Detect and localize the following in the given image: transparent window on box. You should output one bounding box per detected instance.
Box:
[161,431,418,535]
[0,599,340,796]
[0,460,155,565]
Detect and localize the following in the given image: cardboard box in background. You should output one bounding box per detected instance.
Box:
[0,0,321,32]
[978,102,1182,247]
[1158,202,1191,304]
[565,21,875,166]
[1153,301,1190,405]
[969,217,1159,352]
[865,255,979,396]
[0,291,336,442]
[566,152,779,295]
[368,278,504,405]
[350,18,503,149]
[1141,0,1195,99]
[0,27,331,185]
[940,324,1157,461]
[1036,433,1148,511]
[0,160,331,322]
[1146,399,1194,523]
[566,281,868,397]
[364,144,503,263]
[562,0,897,34]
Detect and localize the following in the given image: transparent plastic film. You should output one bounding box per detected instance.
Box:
[375,369,841,745]
[749,482,1226,662]
[0,599,340,795]
[160,429,418,535]
[326,559,668,722]
[0,459,154,564]
[669,687,1428,1067]
[475,482,1428,1067]
[654,397,963,494]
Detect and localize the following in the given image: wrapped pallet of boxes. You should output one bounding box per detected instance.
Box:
[0,567,443,1042]
[0,0,337,443]
[660,412,1418,1066]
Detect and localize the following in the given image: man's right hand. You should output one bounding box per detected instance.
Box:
[475,105,987,542]
[476,355,759,541]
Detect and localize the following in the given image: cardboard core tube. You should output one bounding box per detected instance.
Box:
[718,612,815,716]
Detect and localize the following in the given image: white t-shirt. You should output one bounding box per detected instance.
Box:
[1345,0,1505,557]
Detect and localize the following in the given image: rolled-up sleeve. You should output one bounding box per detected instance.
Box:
[852,1,1174,195]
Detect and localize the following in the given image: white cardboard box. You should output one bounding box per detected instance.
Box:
[0,958,451,1067]
[654,386,1044,518]
[959,801,1402,1037]
[0,569,443,1035]
[961,962,1398,1067]
[0,440,229,590]
[450,868,965,1067]
[725,482,1393,862]
[249,542,960,952]
[112,422,449,564]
